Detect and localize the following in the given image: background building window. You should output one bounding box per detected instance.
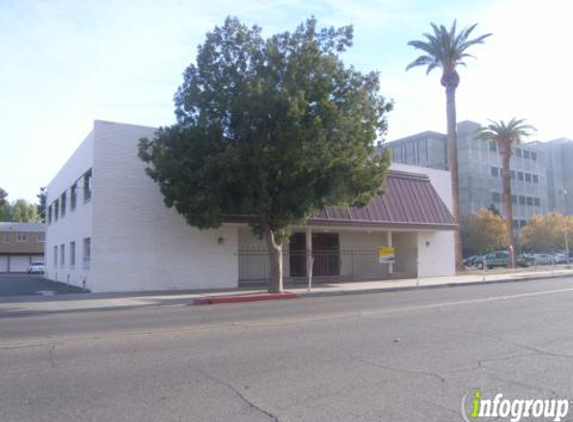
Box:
[61,192,66,217]
[492,192,501,202]
[519,196,526,205]
[3,234,10,243]
[534,198,540,206]
[516,148,522,157]
[489,141,497,152]
[517,172,524,181]
[527,197,533,206]
[54,199,59,220]
[525,173,531,182]
[54,246,58,266]
[531,152,537,161]
[16,233,27,243]
[60,244,65,267]
[48,205,52,224]
[37,233,45,243]
[532,174,539,183]
[491,166,499,177]
[524,150,530,159]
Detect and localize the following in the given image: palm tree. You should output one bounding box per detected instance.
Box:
[477,118,536,267]
[406,21,491,271]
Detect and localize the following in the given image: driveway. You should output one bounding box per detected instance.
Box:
[0,274,86,296]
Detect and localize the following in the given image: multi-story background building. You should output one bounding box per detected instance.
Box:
[0,222,45,272]
[384,120,549,230]
[530,138,573,215]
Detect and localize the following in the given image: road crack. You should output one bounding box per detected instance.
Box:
[188,366,279,421]
[351,356,446,384]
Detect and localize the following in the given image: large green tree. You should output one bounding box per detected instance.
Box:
[0,188,8,220]
[406,21,491,271]
[10,199,40,223]
[477,118,535,266]
[36,187,47,223]
[139,17,392,293]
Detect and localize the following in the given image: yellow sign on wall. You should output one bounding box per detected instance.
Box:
[378,246,395,264]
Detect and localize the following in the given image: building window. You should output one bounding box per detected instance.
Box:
[491,166,499,177]
[70,183,77,210]
[525,173,531,183]
[84,169,93,202]
[531,152,537,161]
[60,192,66,218]
[60,244,65,267]
[520,220,527,228]
[517,171,524,181]
[512,219,519,229]
[534,198,540,206]
[527,197,533,206]
[532,174,539,183]
[83,237,91,269]
[489,141,497,152]
[492,192,501,203]
[511,195,517,204]
[16,233,27,243]
[523,150,530,159]
[3,234,10,243]
[48,205,52,224]
[519,196,526,205]
[511,170,516,180]
[54,246,58,266]
[516,148,522,157]
[54,199,59,221]
[70,241,76,268]
[37,233,45,243]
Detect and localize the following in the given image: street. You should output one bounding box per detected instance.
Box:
[2,278,573,421]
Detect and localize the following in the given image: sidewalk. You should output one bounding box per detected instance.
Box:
[1,266,573,316]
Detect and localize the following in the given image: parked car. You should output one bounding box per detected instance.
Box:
[27,262,45,274]
[463,255,481,267]
[475,251,529,270]
[553,253,568,264]
[533,253,554,266]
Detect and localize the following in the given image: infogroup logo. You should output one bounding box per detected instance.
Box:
[461,389,570,422]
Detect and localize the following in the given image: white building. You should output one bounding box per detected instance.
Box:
[45,120,457,293]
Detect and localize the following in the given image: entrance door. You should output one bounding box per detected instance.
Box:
[289,233,307,277]
[312,233,340,276]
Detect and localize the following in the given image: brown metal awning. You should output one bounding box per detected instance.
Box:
[308,170,457,230]
[225,170,457,230]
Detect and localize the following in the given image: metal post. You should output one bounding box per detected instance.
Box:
[482,255,487,282]
[308,256,314,292]
[566,225,569,266]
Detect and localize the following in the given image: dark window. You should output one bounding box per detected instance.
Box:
[527,197,533,206]
[54,199,59,221]
[489,141,497,152]
[520,220,527,228]
[511,195,517,204]
[492,192,501,202]
[519,196,526,205]
[525,173,531,182]
[71,183,77,210]
[517,171,524,181]
[491,166,499,177]
[516,148,522,157]
[524,150,530,159]
[48,205,52,224]
[534,197,540,206]
[84,169,92,202]
[532,174,539,183]
[511,170,516,180]
[531,152,537,161]
[512,220,519,229]
[60,192,66,217]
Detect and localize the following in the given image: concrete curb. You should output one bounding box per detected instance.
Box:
[193,292,298,305]
[295,273,573,299]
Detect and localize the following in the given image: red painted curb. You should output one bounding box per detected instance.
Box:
[193,292,298,305]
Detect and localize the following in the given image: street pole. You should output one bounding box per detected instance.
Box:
[562,189,569,266]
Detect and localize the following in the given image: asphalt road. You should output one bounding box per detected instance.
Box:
[2,278,573,422]
[0,274,86,296]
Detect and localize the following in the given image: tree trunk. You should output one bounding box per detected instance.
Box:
[264,226,284,293]
[445,84,464,272]
[500,146,515,268]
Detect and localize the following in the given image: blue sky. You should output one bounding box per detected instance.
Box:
[1,0,572,203]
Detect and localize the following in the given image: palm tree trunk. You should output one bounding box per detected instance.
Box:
[264,225,284,293]
[500,146,515,268]
[445,85,464,272]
